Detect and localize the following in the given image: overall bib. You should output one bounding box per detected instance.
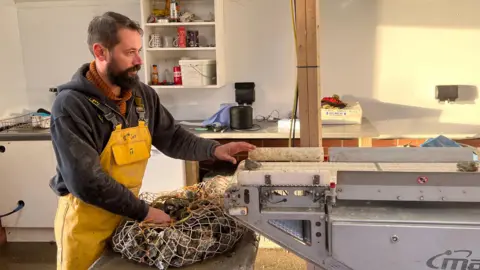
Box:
[54,96,151,270]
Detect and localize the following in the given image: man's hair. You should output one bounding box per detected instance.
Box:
[87,11,143,55]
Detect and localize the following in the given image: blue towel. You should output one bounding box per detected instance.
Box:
[421,135,462,147]
[421,135,477,161]
[202,103,236,127]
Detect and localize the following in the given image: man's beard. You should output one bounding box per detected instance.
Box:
[106,59,141,90]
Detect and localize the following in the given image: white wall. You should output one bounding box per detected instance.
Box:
[0,0,28,118]
[4,0,480,126]
[320,0,480,125]
[12,0,296,121]
[15,0,143,112]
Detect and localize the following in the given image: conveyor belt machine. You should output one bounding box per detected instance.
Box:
[224,147,480,270]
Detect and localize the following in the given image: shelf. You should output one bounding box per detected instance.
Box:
[145,22,215,27]
[150,85,221,89]
[140,0,225,88]
[146,47,216,51]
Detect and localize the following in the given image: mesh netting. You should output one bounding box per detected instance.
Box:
[111,176,248,269]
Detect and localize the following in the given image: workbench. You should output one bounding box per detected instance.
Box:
[93,230,259,270]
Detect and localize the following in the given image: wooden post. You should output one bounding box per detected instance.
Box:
[184,161,200,186]
[0,220,6,246]
[295,0,323,268]
[296,0,322,148]
[295,0,309,147]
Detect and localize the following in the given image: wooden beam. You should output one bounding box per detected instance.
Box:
[295,0,310,147]
[296,0,322,147]
[184,161,200,186]
[0,220,6,247]
[296,0,323,268]
[307,0,321,147]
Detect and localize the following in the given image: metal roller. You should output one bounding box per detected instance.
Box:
[247,147,324,162]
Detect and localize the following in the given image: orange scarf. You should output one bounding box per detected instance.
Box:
[86,61,132,116]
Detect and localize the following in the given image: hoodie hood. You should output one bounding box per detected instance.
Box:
[57,63,119,107]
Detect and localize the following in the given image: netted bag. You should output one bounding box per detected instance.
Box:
[111,176,247,269]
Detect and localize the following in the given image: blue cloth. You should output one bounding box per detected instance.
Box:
[421,135,462,147]
[202,103,236,127]
[33,112,50,117]
[421,135,477,161]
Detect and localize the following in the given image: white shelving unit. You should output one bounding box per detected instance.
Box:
[140,0,225,89]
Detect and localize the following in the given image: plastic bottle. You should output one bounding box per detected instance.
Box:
[170,0,179,22]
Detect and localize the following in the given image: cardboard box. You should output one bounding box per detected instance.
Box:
[321,102,362,125]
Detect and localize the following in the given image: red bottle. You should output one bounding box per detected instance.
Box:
[177,26,186,48]
[173,66,182,85]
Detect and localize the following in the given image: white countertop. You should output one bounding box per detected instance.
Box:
[185,118,379,140]
[372,118,480,139]
[1,117,479,141]
[188,117,480,140]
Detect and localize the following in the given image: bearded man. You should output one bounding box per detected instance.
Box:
[49,11,255,270]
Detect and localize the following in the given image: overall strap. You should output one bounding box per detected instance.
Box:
[86,97,120,129]
[134,95,148,126]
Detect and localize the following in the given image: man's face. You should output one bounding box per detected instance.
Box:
[105,28,143,90]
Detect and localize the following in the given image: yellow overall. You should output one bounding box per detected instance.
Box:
[54,96,151,270]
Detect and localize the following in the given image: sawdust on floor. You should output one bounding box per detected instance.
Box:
[254,249,306,270]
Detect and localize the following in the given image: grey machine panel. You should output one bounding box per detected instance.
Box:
[336,171,480,202]
[329,204,480,270]
[328,147,475,162]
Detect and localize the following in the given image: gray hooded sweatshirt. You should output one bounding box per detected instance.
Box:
[49,63,220,222]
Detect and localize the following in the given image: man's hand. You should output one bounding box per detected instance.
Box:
[143,207,171,224]
[214,142,256,164]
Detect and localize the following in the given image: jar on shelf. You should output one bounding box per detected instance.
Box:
[151,65,159,85]
[152,0,163,16]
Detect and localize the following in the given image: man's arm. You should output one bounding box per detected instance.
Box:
[150,94,220,161]
[51,113,149,221]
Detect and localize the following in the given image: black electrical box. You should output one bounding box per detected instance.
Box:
[234,82,255,105]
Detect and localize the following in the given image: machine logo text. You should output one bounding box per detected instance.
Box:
[427,250,480,270]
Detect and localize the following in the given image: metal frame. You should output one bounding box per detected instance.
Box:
[224,148,480,270]
[225,184,350,268]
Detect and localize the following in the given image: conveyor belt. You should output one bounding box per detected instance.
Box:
[235,161,461,186]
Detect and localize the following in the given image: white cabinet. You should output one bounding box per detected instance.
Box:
[140,0,225,89]
[0,141,186,230]
[0,140,57,228]
[140,146,186,194]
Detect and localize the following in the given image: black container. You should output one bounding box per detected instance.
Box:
[229,105,253,130]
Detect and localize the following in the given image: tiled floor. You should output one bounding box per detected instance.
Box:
[0,242,57,270]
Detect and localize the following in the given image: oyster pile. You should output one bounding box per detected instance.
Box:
[112,176,247,269]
